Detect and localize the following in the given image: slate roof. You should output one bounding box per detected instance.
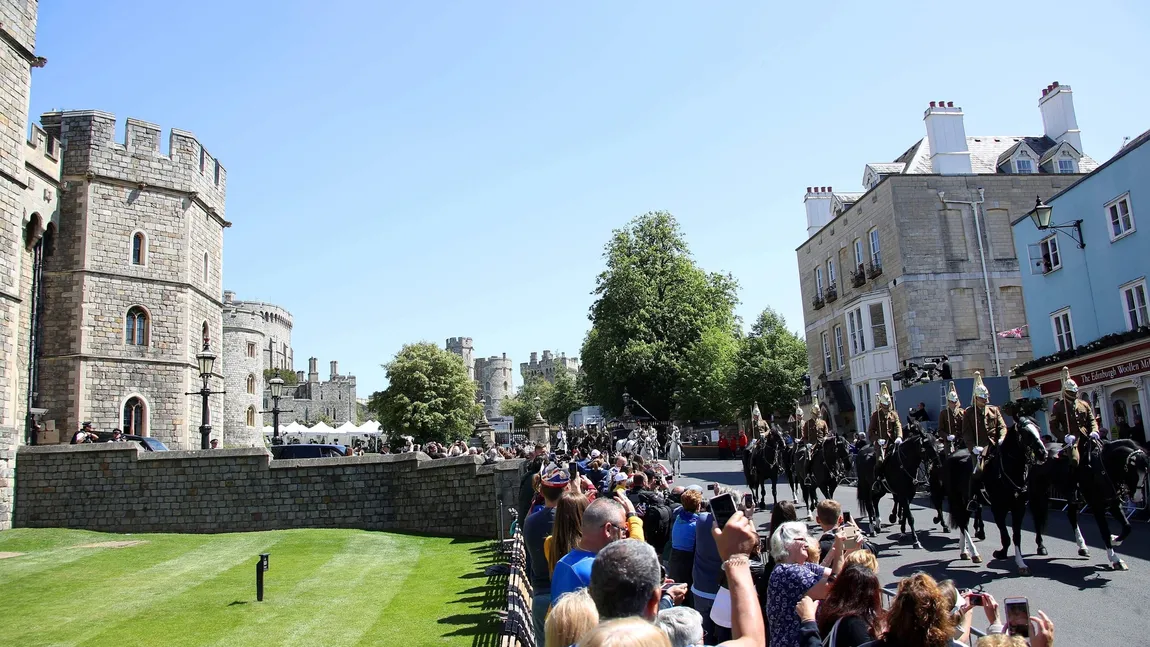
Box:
[887,135,1098,175]
[866,163,906,175]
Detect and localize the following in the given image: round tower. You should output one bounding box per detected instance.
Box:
[221,296,267,447]
[475,353,514,419]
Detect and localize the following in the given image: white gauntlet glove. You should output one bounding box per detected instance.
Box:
[946,435,956,442]
[1089,431,1100,440]
[972,446,984,456]
[878,439,887,447]
[894,438,903,445]
[1064,434,1077,445]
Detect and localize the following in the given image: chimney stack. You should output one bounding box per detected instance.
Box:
[1038,82,1082,152]
[330,361,338,379]
[923,101,972,174]
[804,186,834,238]
[308,357,318,384]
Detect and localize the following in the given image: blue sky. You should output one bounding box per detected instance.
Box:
[30,1,1150,396]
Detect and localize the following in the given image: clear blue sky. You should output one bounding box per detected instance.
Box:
[30,1,1150,396]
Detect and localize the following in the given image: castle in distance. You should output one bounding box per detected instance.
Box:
[222,291,356,445]
[446,337,513,421]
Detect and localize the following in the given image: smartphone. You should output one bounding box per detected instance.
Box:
[569,462,579,480]
[707,483,716,491]
[1004,597,1030,638]
[842,510,852,524]
[742,493,755,508]
[966,592,985,607]
[661,582,676,591]
[710,493,737,528]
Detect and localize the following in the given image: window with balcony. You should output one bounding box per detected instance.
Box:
[1051,308,1075,352]
[869,303,889,348]
[1107,194,1135,241]
[1121,280,1148,330]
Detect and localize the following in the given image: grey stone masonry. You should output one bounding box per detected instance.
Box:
[35,111,228,451]
[14,444,525,538]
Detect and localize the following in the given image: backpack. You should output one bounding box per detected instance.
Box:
[642,504,673,553]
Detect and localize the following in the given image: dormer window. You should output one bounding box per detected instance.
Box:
[1057,151,1077,174]
[1014,151,1035,174]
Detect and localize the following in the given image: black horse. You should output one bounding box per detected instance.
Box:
[926,431,954,533]
[743,428,787,508]
[810,434,851,502]
[855,422,938,545]
[1028,438,1085,558]
[1073,439,1147,570]
[981,416,1048,575]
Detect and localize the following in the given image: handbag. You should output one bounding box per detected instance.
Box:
[822,617,844,647]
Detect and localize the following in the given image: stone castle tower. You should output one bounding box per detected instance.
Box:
[0,0,56,530]
[475,354,514,420]
[521,350,581,384]
[446,337,474,381]
[36,110,228,450]
[221,292,294,446]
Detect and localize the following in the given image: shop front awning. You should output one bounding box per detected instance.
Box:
[1018,337,1150,395]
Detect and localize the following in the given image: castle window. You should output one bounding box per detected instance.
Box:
[214,160,221,186]
[131,232,146,266]
[123,396,147,436]
[203,253,209,283]
[503,381,508,391]
[125,306,149,346]
[247,342,256,358]
[246,406,256,427]
[485,381,491,392]
[247,374,256,394]
[199,146,206,173]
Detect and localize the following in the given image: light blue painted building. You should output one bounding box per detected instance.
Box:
[1011,128,1150,442]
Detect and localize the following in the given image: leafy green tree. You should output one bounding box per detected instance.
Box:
[368,342,481,444]
[676,324,740,423]
[581,211,739,420]
[730,307,808,421]
[544,368,586,426]
[500,375,553,430]
[263,368,299,386]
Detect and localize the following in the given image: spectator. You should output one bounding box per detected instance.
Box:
[668,486,685,508]
[668,488,702,588]
[209,438,219,449]
[844,549,879,574]
[546,490,591,574]
[108,429,124,442]
[71,422,98,444]
[768,500,798,537]
[975,637,1025,647]
[627,473,666,511]
[544,588,598,647]
[708,517,768,644]
[815,564,885,647]
[815,500,870,563]
[911,403,930,424]
[655,607,705,647]
[940,356,952,380]
[586,459,610,493]
[690,490,726,637]
[865,572,956,647]
[765,521,844,647]
[710,510,768,647]
[524,467,568,645]
[579,618,673,647]
[551,495,644,604]
[517,443,547,521]
[589,539,684,621]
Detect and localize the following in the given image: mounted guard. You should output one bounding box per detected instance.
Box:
[1048,367,1099,472]
[664,425,684,477]
[962,372,1006,502]
[867,382,902,462]
[803,394,830,446]
[938,381,965,447]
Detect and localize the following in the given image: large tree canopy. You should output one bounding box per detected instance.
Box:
[580,211,739,420]
[676,324,740,423]
[730,307,808,422]
[368,342,481,444]
[544,368,586,426]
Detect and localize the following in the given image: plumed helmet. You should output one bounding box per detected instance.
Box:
[947,381,960,404]
[809,394,821,418]
[751,401,762,422]
[878,382,892,407]
[1061,367,1079,394]
[973,371,989,401]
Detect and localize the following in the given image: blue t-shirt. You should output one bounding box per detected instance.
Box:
[522,506,556,594]
[550,547,596,605]
[691,513,721,599]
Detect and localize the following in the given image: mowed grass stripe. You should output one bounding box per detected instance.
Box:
[361,537,491,646]
[4,532,281,647]
[0,529,139,585]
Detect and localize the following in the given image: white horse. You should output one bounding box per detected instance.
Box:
[616,430,640,455]
[555,429,568,453]
[664,426,683,477]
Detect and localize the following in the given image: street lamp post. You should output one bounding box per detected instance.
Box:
[186,345,227,450]
[533,395,544,423]
[1027,195,1085,248]
[260,376,292,446]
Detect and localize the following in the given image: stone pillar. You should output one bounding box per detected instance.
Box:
[528,419,549,448]
[474,411,496,448]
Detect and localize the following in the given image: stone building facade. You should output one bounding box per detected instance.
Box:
[274,357,358,426]
[0,0,54,531]
[520,350,580,384]
[796,85,1098,434]
[35,109,229,452]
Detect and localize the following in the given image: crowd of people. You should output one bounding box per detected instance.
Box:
[515,444,1057,647]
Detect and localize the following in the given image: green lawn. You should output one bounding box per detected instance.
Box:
[0,528,501,647]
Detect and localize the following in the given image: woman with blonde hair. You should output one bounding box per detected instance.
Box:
[578,617,672,647]
[844,548,879,574]
[868,572,956,647]
[545,589,598,647]
[545,491,591,574]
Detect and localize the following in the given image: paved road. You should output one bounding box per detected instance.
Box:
[666,457,1149,645]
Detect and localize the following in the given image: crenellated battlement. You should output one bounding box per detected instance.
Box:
[24,122,61,184]
[39,110,227,213]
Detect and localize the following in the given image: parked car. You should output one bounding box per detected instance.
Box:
[94,432,169,451]
[269,444,348,459]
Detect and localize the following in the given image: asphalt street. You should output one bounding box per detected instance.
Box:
[667,457,1149,645]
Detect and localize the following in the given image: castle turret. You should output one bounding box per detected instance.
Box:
[308,357,318,384]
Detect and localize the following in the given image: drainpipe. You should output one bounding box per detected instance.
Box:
[937,188,1002,376]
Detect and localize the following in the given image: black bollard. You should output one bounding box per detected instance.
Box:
[257,553,269,601]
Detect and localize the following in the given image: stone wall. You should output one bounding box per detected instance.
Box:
[14,444,526,539]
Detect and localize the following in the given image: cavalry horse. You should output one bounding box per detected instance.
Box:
[926,430,954,533]
[810,433,852,503]
[980,416,1048,575]
[664,426,684,478]
[743,426,787,508]
[1048,438,1147,570]
[856,422,939,547]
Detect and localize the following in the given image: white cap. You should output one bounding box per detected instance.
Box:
[590,449,601,458]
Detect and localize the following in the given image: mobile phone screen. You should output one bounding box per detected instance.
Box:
[1004,598,1030,637]
[742,493,754,508]
[842,511,852,524]
[710,493,737,528]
